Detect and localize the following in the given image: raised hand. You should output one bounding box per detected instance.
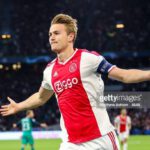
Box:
[0,97,19,116]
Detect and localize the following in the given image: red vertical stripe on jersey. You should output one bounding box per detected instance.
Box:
[51,49,101,143]
[119,116,127,133]
[108,132,118,150]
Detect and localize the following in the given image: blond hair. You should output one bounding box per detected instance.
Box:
[26,110,33,116]
[51,14,78,43]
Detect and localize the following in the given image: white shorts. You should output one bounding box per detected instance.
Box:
[118,131,129,142]
[59,131,120,150]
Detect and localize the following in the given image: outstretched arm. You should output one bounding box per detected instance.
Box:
[108,67,150,83]
[0,87,54,116]
[40,123,48,128]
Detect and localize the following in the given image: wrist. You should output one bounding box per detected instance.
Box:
[17,103,25,113]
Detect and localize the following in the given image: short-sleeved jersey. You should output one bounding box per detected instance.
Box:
[114,115,131,133]
[41,49,116,143]
[21,118,39,135]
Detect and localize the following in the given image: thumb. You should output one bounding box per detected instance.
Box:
[7,97,15,103]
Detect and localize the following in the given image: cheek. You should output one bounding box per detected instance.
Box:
[59,37,67,46]
[63,36,69,43]
[63,38,68,44]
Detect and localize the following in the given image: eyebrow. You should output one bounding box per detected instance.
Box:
[49,30,60,36]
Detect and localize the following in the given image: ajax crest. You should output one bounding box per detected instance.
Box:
[69,63,77,73]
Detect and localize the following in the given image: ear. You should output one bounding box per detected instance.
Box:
[68,32,75,42]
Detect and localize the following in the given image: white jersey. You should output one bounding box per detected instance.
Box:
[41,49,116,143]
[114,115,131,134]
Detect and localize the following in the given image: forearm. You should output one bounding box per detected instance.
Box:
[114,124,118,130]
[17,92,45,112]
[0,88,53,116]
[122,69,150,83]
[128,124,132,130]
[109,67,150,83]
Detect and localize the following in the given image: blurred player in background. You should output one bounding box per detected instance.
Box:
[0,14,150,150]
[13,110,47,150]
[114,108,131,150]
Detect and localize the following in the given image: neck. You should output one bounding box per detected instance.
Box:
[121,114,126,117]
[57,46,75,63]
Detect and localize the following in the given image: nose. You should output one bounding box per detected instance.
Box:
[50,34,55,41]
[49,37,54,45]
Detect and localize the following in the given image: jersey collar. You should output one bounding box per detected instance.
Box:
[57,48,78,65]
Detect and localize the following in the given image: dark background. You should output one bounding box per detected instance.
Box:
[0,0,150,135]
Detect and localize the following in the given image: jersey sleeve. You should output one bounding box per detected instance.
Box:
[16,120,21,127]
[96,56,116,74]
[114,116,119,124]
[31,118,40,126]
[41,69,53,90]
[86,51,116,75]
[127,116,131,125]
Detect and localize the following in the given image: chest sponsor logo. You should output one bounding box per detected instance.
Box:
[54,77,78,93]
[120,120,126,125]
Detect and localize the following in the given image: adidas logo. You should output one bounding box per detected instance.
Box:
[53,71,58,77]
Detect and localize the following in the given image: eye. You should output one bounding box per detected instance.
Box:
[49,33,52,37]
[54,31,60,35]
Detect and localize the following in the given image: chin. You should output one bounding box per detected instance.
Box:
[51,48,61,53]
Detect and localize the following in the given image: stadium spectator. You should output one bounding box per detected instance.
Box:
[0,0,150,56]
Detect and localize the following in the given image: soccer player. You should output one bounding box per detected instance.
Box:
[0,14,150,150]
[13,110,47,150]
[114,109,131,150]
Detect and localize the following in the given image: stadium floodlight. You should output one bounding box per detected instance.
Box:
[0,64,3,69]
[1,34,11,39]
[116,23,125,29]
[1,34,7,39]
[6,34,11,39]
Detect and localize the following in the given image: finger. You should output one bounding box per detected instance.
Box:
[1,111,9,116]
[1,105,9,108]
[0,108,8,112]
[0,105,10,111]
[1,113,10,116]
[0,105,10,109]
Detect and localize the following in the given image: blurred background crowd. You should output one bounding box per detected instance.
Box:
[0,0,150,135]
[0,0,150,56]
